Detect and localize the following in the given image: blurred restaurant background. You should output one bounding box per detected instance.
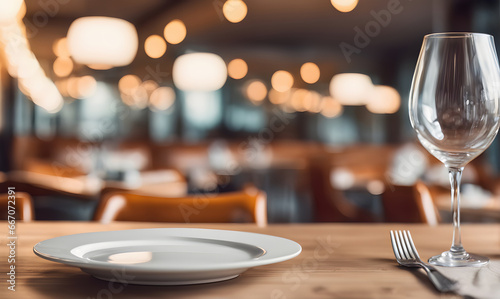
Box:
[1,0,500,224]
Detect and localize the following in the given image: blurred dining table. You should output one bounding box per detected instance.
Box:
[1,222,499,299]
[4,169,188,199]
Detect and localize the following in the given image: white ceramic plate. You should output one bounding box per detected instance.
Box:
[33,228,301,285]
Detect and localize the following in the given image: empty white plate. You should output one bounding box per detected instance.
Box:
[33,228,301,285]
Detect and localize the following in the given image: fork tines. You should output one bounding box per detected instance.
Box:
[390,230,421,262]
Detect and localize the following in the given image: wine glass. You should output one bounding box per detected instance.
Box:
[409,32,500,267]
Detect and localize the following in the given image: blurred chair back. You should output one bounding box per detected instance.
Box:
[94,186,267,226]
[309,154,376,222]
[381,181,440,225]
[0,192,35,221]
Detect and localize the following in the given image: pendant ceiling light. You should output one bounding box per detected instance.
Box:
[173,53,227,91]
[67,17,138,70]
[366,85,401,114]
[0,0,24,24]
[329,73,373,106]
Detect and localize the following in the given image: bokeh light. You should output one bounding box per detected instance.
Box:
[245,80,267,102]
[67,76,81,98]
[367,180,385,195]
[321,96,343,118]
[227,58,248,80]
[303,91,323,113]
[55,79,69,97]
[268,88,290,105]
[144,35,166,59]
[53,37,71,58]
[271,70,294,92]
[141,80,159,96]
[163,19,186,44]
[366,85,401,114]
[300,62,320,84]
[149,86,176,111]
[65,76,97,99]
[223,0,248,23]
[119,74,142,95]
[291,89,309,112]
[53,57,73,77]
[77,75,97,98]
[330,0,359,13]
[329,73,373,106]
[130,86,149,109]
[30,78,64,113]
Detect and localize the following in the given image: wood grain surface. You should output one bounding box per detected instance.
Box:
[1,222,499,299]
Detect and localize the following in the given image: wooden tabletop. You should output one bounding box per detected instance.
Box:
[1,222,499,299]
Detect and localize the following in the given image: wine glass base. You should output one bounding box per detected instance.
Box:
[428,251,489,267]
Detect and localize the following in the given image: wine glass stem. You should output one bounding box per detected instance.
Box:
[449,166,465,255]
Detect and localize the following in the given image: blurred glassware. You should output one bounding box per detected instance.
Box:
[189,167,218,191]
[208,140,239,175]
[388,143,428,186]
[460,184,492,209]
[243,139,272,169]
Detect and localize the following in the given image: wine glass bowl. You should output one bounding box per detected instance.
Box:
[410,32,500,266]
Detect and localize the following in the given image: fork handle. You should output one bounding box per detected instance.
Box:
[420,264,458,292]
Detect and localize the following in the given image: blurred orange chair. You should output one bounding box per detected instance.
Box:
[381,181,440,225]
[94,186,267,226]
[0,192,35,221]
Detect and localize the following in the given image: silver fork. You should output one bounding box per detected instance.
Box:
[390,230,459,292]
